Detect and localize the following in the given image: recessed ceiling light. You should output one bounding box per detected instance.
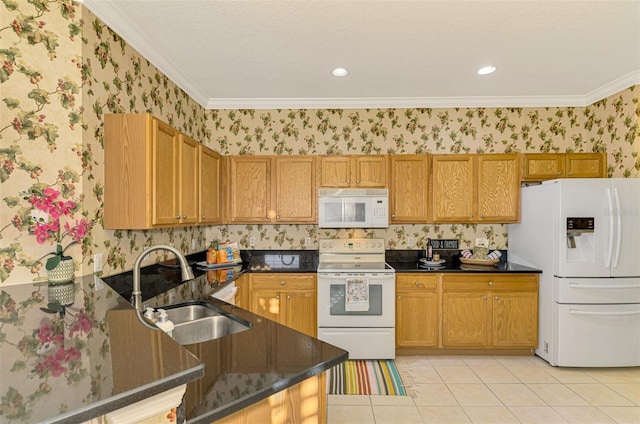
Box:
[331,67,349,77]
[477,66,497,75]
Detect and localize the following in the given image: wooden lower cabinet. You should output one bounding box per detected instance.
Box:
[213,372,326,424]
[249,274,317,337]
[441,274,538,349]
[396,274,439,347]
[396,273,539,354]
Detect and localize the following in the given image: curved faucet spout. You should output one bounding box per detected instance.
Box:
[131,245,195,312]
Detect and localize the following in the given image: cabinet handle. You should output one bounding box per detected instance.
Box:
[483,295,488,300]
[494,295,499,300]
[488,281,493,286]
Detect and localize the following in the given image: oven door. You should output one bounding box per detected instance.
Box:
[317,272,395,327]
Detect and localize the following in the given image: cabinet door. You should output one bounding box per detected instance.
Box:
[431,155,474,222]
[442,292,491,347]
[152,118,180,226]
[284,291,317,337]
[275,157,317,223]
[390,155,429,222]
[492,291,538,347]
[566,153,607,178]
[355,156,387,187]
[476,154,520,222]
[320,156,351,187]
[521,153,565,181]
[250,289,282,323]
[198,145,221,224]
[229,157,271,223]
[179,134,199,225]
[397,290,439,347]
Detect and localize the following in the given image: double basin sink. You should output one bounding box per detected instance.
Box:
[158,301,252,345]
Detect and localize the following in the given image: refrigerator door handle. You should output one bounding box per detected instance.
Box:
[612,188,622,268]
[569,309,640,317]
[606,188,615,268]
[569,283,640,289]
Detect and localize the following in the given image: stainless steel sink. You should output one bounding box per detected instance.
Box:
[159,301,252,345]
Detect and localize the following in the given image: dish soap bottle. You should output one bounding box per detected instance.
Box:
[143,307,157,323]
[426,238,433,261]
[155,309,175,338]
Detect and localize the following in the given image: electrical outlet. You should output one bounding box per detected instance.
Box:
[94,253,103,273]
[191,238,197,250]
[249,236,256,247]
[304,237,311,247]
[407,237,414,247]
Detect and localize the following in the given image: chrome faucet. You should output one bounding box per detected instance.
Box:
[131,244,195,312]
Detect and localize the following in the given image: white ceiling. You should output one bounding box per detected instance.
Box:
[81,0,640,109]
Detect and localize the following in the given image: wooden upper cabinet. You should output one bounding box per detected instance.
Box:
[228,156,317,224]
[178,134,199,226]
[431,155,474,222]
[275,156,316,222]
[566,153,607,178]
[390,155,430,223]
[199,145,222,224]
[320,155,387,188]
[476,154,520,222]
[431,154,520,223]
[105,113,212,229]
[229,156,272,223]
[521,152,607,181]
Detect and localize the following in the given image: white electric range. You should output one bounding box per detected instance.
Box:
[316,238,396,359]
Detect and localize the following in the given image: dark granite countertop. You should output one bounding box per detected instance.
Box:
[0,275,203,423]
[101,252,346,424]
[386,250,541,274]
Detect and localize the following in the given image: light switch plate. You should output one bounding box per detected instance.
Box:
[304,237,311,247]
[94,253,103,273]
[407,237,415,247]
[249,236,256,247]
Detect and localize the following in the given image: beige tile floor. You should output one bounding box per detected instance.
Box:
[327,356,640,423]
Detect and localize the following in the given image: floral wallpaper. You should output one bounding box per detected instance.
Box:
[1,0,639,289]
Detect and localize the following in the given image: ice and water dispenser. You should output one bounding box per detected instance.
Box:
[566,217,595,262]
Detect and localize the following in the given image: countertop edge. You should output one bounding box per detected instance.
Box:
[47,363,205,424]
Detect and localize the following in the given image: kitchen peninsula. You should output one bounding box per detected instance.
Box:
[0,259,347,424]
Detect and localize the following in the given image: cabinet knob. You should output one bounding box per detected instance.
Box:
[182,215,187,219]
[488,281,493,286]
[275,295,280,300]
[175,215,181,220]
[201,215,206,219]
[398,295,402,300]
[470,214,474,218]
[280,281,285,285]
[266,215,270,219]
[415,281,419,286]
[347,180,351,184]
[287,295,291,300]
[356,180,361,184]
[479,214,484,219]
[568,171,572,175]
[558,171,562,175]
[392,214,396,218]
[494,295,499,300]
[276,215,280,220]
[483,295,488,300]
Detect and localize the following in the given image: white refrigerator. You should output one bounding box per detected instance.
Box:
[509,178,640,367]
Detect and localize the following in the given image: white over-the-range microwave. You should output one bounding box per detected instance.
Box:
[318,188,389,228]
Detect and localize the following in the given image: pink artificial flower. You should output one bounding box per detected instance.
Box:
[69,311,94,338]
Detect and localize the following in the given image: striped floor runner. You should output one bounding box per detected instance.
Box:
[327,360,407,396]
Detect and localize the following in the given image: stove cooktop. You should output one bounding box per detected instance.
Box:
[317,262,395,272]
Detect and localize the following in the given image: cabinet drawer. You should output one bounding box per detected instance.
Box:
[443,274,538,291]
[396,274,437,290]
[249,274,316,290]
